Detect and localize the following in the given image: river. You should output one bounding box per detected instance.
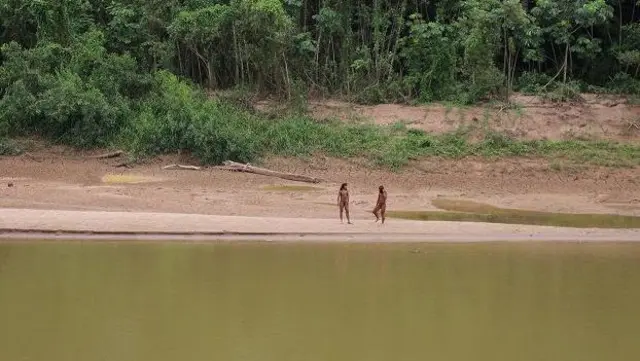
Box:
[1,241,638,361]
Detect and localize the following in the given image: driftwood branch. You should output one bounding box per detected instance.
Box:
[162,164,202,171]
[114,162,133,168]
[22,152,43,162]
[217,161,321,183]
[114,159,136,168]
[89,150,124,159]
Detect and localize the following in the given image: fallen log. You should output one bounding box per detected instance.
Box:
[22,152,43,162]
[162,164,202,171]
[626,119,639,132]
[114,160,135,168]
[89,150,124,159]
[218,161,321,183]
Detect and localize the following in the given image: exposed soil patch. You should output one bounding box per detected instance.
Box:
[1,148,639,223]
[255,94,640,142]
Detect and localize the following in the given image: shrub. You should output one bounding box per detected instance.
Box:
[124,71,266,164]
[605,72,640,95]
[0,138,22,155]
[0,80,37,135]
[31,70,130,147]
[516,71,552,94]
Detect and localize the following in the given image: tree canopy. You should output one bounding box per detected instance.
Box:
[1,0,639,162]
[2,0,639,103]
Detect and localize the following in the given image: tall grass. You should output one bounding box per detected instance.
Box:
[0,138,22,156]
[121,77,640,169]
[114,72,640,169]
[3,69,638,169]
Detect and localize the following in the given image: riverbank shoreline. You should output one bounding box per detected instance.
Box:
[2,140,640,243]
[1,208,638,243]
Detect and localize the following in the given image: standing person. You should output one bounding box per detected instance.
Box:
[337,183,352,224]
[373,185,387,224]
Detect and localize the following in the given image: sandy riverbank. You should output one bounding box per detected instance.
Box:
[2,146,640,242]
[1,94,639,242]
[1,208,639,242]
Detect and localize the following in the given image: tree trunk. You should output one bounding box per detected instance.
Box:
[233,24,240,85]
[283,53,291,100]
[510,50,519,95]
[563,42,569,85]
[503,27,509,101]
[619,0,623,45]
[191,46,213,88]
[219,161,322,183]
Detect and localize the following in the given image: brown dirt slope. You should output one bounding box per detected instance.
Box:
[255,93,640,142]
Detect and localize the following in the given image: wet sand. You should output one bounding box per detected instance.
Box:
[1,208,639,242]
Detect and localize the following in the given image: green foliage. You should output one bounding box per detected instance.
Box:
[0,80,37,134]
[542,80,584,102]
[3,0,640,103]
[33,70,128,147]
[1,0,640,169]
[0,29,145,147]
[123,71,265,163]
[120,76,640,169]
[530,0,614,88]
[399,16,458,102]
[168,0,294,92]
[605,72,640,95]
[0,137,22,155]
[517,71,552,94]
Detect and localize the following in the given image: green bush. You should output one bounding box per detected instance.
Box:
[0,31,151,148]
[0,80,37,135]
[31,71,130,147]
[124,71,204,155]
[516,71,552,94]
[124,71,266,164]
[0,138,22,155]
[605,72,640,95]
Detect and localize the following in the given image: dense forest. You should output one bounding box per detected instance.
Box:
[1,0,639,166]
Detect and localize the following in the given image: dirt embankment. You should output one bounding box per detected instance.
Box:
[257,93,640,142]
[1,148,638,220]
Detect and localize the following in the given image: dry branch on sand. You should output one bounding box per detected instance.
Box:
[114,159,136,168]
[625,118,640,133]
[89,150,124,159]
[162,164,202,171]
[21,152,43,162]
[215,161,322,183]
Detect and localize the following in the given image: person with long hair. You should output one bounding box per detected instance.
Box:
[337,183,352,224]
[372,185,387,224]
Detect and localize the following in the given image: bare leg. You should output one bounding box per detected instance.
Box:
[346,206,352,224]
[381,207,386,224]
[339,205,344,223]
[372,206,380,222]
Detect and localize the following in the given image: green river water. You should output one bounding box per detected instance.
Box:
[0,241,639,361]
